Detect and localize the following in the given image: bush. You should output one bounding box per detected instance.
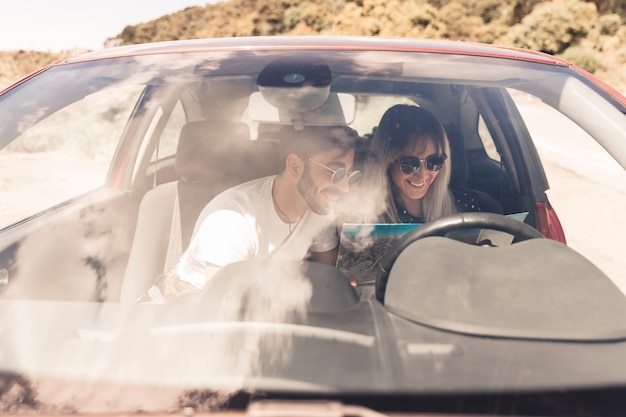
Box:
[590,0,626,16]
[330,0,446,38]
[560,46,603,73]
[597,13,622,36]
[498,0,598,55]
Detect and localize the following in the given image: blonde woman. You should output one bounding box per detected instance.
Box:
[364,104,460,223]
[339,104,462,225]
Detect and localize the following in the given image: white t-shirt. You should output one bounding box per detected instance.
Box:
[172,176,338,289]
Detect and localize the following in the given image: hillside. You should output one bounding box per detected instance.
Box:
[1,0,626,92]
[0,50,71,89]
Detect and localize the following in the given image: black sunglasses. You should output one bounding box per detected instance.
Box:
[308,159,362,185]
[396,154,447,175]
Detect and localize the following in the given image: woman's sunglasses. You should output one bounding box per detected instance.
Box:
[308,159,362,185]
[395,154,447,175]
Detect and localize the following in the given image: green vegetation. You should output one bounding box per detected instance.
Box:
[2,0,626,92]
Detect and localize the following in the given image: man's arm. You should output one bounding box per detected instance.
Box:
[139,273,201,303]
[309,245,339,266]
[138,262,222,303]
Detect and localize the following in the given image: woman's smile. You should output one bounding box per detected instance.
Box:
[407,179,427,188]
[390,136,442,214]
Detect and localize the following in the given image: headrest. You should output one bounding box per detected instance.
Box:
[175,120,251,182]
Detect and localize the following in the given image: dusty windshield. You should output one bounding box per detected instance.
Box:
[1,46,626,414]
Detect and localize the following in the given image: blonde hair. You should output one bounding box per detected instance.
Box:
[356,104,456,223]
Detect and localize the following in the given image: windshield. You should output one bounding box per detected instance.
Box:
[1,44,626,415]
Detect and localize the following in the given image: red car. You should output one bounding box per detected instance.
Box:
[1,36,626,416]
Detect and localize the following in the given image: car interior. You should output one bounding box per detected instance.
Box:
[117,71,547,302]
[0,54,561,303]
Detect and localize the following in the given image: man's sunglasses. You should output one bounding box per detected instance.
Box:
[308,159,362,185]
[396,154,447,175]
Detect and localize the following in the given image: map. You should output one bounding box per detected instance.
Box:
[336,212,529,284]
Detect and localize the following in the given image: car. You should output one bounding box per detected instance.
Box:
[1,36,626,416]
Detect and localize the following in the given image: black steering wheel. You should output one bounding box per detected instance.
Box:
[374,212,544,303]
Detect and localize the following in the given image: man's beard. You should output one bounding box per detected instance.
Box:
[296,166,330,215]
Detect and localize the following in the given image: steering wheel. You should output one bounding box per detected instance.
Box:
[374,212,544,303]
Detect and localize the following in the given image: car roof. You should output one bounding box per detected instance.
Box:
[12,36,623,109]
[61,35,568,66]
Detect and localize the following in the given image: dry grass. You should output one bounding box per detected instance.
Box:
[0,50,75,90]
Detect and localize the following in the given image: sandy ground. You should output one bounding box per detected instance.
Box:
[0,152,108,227]
[540,156,626,292]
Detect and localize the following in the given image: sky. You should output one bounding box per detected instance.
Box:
[0,1,219,52]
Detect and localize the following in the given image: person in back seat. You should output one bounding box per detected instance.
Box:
[142,125,361,301]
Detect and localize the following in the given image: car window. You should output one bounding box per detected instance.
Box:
[351,95,416,137]
[0,84,143,229]
[151,100,186,163]
[511,89,626,291]
[478,116,501,162]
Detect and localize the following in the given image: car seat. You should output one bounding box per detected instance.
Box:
[445,124,504,214]
[119,120,279,302]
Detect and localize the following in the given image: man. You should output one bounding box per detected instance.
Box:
[145,125,360,300]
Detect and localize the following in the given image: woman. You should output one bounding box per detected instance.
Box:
[335,104,502,287]
[347,104,472,224]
